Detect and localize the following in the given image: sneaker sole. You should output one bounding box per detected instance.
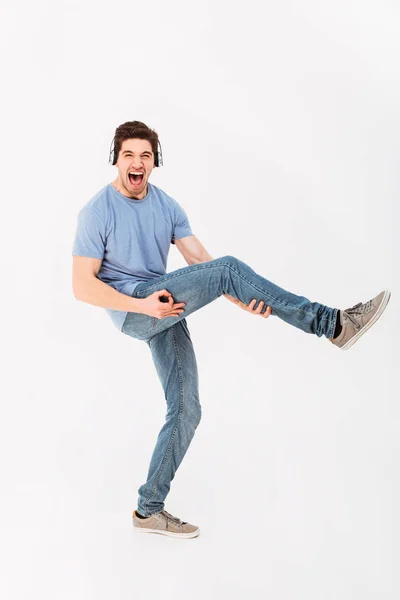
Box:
[132,524,200,539]
[341,289,391,351]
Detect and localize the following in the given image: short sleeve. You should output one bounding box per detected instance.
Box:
[171,200,193,245]
[72,207,106,259]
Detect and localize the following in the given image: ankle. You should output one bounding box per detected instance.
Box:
[332,310,342,339]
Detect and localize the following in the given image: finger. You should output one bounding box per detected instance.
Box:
[169,306,184,315]
[254,300,264,314]
[158,289,171,299]
[264,306,272,318]
[165,306,185,315]
[248,299,260,314]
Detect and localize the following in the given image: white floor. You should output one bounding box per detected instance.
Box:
[1,309,398,600]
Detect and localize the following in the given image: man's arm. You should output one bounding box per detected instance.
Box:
[73,256,144,312]
[173,235,213,265]
[173,236,272,317]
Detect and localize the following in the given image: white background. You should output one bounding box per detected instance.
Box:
[1,1,399,598]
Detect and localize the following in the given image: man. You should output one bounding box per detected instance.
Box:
[72,120,391,539]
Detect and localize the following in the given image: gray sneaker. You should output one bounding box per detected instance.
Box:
[132,509,200,538]
[329,290,391,350]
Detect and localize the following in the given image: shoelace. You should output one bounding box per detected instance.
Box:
[160,510,187,526]
[343,300,373,330]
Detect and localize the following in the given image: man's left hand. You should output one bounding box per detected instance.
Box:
[239,298,272,318]
[224,293,272,318]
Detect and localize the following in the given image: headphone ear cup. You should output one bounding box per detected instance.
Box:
[109,136,116,165]
[156,140,163,167]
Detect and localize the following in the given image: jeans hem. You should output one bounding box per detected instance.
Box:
[329,309,339,339]
[136,507,163,518]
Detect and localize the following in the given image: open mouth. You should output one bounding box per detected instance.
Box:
[128,171,145,186]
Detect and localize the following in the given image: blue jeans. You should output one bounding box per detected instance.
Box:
[121,255,339,516]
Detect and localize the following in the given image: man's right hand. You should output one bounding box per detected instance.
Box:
[138,289,186,319]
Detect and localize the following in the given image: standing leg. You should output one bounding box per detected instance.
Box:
[136,318,201,517]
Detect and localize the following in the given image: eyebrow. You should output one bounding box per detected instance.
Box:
[122,150,152,155]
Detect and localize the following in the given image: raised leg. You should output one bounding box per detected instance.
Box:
[122,255,339,340]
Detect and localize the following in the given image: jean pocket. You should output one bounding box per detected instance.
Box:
[121,312,158,340]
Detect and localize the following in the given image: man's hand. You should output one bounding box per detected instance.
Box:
[241,298,272,318]
[140,290,185,319]
[224,293,272,318]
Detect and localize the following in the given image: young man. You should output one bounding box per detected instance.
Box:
[72,120,391,539]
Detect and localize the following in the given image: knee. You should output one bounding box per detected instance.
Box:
[191,402,202,429]
[218,255,239,268]
[183,400,202,430]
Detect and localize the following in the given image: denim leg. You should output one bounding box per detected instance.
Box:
[123,255,339,515]
[124,255,338,340]
[136,318,201,517]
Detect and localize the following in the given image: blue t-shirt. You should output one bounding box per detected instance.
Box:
[72,182,193,330]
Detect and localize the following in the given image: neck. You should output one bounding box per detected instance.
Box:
[112,178,148,200]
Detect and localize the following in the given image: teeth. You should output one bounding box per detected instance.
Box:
[129,171,143,175]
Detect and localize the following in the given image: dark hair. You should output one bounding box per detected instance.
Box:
[110,120,161,166]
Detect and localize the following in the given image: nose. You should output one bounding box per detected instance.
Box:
[131,159,143,169]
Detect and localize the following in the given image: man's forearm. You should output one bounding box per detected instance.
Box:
[74,276,144,313]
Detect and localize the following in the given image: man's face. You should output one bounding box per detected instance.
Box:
[115,138,155,199]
